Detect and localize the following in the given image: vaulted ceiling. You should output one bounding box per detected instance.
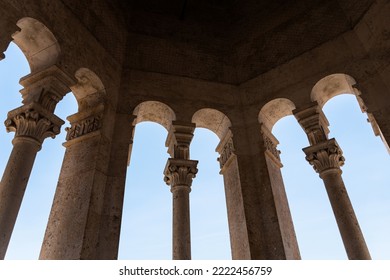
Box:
[63,0,375,83]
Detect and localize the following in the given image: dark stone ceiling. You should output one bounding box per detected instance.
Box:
[69,0,375,84]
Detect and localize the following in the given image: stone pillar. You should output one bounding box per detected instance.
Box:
[95,114,135,260]
[39,106,108,259]
[228,123,288,259]
[218,127,298,259]
[294,102,371,260]
[0,104,64,259]
[216,130,250,259]
[164,158,198,260]
[0,67,71,259]
[260,125,301,260]
[164,122,198,260]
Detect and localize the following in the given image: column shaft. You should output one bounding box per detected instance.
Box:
[321,169,371,259]
[0,138,40,259]
[295,103,371,259]
[164,157,197,260]
[164,122,197,260]
[171,185,191,260]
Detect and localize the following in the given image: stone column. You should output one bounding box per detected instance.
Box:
[95,114,136,260]
[0,104,64,259]
[0,66,72,259]
[260,125,301,260]
[163,121,198,260]
[216,130,250,259]
[164,158,198,260]
[39,107,107,259]
[226,123,289,259]
[294,102,371,260]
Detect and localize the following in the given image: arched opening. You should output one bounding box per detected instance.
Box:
[273,75,390,259]
[310,74,390,258]
[258,98,302,260]
[311,73,389,152]
[12,17,60,73]
[273,115,346,259]
[0,42,78,259]
[191,108,231,259]
[190,128,230,259]
[258,98,296,132]
[118,101,175,259]
[322,94,390,259]
[0,42,29,191]
[119,121,172,259]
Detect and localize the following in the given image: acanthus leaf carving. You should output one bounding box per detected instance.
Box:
[163,158,198,188]
[303,138,345,174]
[5,105,63,144]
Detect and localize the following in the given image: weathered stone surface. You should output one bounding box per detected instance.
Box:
[0,0,389,260]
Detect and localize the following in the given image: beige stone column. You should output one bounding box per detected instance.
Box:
[164,122,198,260]
[216,130,250,259]
[294,102,371,260]
[0,104,64,259]
[95,114,136,260]
[39,107,107,259]
[0,66,71,259]
[223,123,289,259]
[164,158,198,260]
[260,125,301,259]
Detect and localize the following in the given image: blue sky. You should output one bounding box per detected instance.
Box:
[1,42,389,260]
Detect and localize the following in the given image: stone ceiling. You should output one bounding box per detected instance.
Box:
[80,0,375,84]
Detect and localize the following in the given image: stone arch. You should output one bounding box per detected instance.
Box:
[64,68,106,142]
[310,74,357,108]
[259,98,296,132]
[311,73,389,152]
[133,101,176,131]
[11,17,60,73]
[70,68,106,112]
[191,108,232,140]
[258,98,302,259]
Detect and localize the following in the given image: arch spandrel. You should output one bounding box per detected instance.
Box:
[12,17,60,73]
[133,101,176,131]
[191,108,232,140]
[259,98,296,132]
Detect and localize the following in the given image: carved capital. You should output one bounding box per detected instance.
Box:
[303,138,345,175]
[4,103,64,144]
[164,158,198,188]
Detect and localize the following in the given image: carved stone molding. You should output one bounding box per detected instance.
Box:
[217,136,235,170]
[5,103,64,144]
[303,138,345,175]
[261,125,282,166]
[164,158,198,188]
[166,122,195,159]
[19,65,74,113]
[66,113,103,141]
[293,102,330,145]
